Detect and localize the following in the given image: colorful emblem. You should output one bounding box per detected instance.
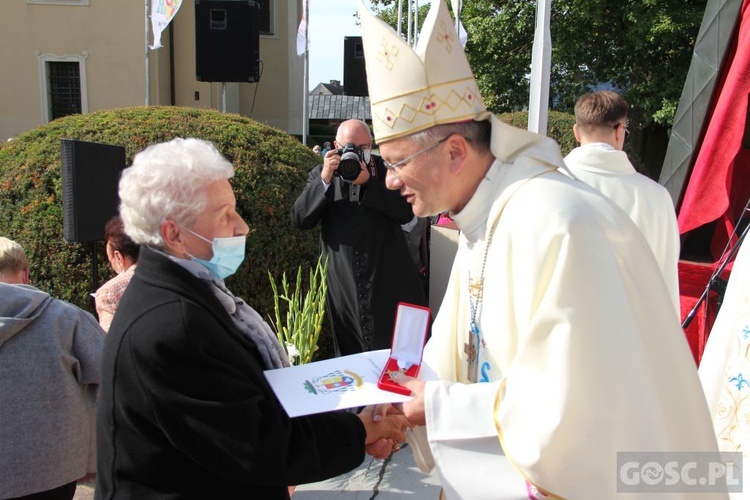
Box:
[304,369,363,395]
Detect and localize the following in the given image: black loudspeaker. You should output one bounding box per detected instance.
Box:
[61,139,126,244]
[195,0,260,83]
[344,36,368,96]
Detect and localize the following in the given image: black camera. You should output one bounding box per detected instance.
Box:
[334,143,364,182]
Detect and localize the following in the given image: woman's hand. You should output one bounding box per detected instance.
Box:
[358,405,412,459]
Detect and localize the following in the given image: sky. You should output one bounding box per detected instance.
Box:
[306,0,369,91]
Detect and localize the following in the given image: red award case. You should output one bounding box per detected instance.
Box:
[377,302,431,396]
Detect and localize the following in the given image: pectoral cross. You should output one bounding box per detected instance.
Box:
[464,321,480,383]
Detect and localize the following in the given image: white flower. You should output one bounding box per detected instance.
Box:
[286,342,301,365]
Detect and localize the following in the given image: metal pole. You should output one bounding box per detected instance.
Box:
[682,197,750,328]
[413,0,419,47]
[90,241,98,310]
[145,0,150,105]
[407,0,412,45]
[454,0,462,34]
[222,82,227,112]
[528,0,551,134]
[302,0,310,146]
[397,0,403,37]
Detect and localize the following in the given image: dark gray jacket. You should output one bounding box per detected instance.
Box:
[0,283,104,498]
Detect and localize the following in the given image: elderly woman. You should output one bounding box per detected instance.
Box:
[95,215,140,331]
[96,138,406,499]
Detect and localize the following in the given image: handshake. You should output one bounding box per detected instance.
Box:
[357,404,412,459]
[357,373,426,459]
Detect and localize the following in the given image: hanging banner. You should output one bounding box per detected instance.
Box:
[151,0,183,50]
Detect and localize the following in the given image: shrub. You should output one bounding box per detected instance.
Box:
[0,106,328,352]
[497,110,577,155]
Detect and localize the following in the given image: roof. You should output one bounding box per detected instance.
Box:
[308,94,371,121]
[311,81,345,95]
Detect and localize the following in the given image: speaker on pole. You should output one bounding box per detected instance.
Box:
[61,139,126,244]
[344,36,368,96]
[195,0,260,83]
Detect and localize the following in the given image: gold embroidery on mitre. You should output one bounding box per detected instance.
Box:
[373,79,482,132]
[377,38,399,71]
[359,0,487,143]
[437,21,455,54]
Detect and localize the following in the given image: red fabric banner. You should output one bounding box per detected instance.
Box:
[678,260,732,365]
[678,0,750,258]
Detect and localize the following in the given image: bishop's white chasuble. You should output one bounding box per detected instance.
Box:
[406,117,727,500]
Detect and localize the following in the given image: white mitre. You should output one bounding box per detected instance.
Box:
[358,0,488,144]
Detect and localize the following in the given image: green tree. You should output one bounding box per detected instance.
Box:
[371,0,702,123]
[369,0,705,176]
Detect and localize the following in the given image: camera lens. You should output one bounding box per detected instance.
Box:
[338,152,361,181]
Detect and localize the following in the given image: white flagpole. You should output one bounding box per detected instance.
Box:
[528,0,551,135]
[407,0,412,45]
[145,0,150,105]
[413,0,418,47]
[302,0,310,146]
[454,0,461,33]
[397,0,403,37]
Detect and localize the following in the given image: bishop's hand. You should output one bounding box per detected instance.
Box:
[358,405,411,459]
[391,373,426,426]
[371,373,427,427]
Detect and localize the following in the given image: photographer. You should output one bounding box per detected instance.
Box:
[292,119,428,356]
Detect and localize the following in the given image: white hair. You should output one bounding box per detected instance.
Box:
[119,137,234,247]
[0,236,28,276]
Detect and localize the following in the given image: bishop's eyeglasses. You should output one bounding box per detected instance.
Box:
[383,135,451,172]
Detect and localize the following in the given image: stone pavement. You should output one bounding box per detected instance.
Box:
[74,480,94,499]
[293,444,441,499]
[73,444,442,499]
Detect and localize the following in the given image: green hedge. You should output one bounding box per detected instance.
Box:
[0,106,324,343]
[0,107,575,360]
[497,110,577,155]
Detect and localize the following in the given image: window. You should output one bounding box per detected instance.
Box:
[258,0,273,36]
[35,51,88,123]
[47,62,82,119]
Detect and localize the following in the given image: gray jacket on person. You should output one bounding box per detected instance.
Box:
[0,283,105,498]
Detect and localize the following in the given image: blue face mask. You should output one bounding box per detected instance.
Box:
[184,227,246,280]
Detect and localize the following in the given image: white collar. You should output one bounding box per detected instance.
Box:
[452,160,504,243]
[580,142,616,152]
